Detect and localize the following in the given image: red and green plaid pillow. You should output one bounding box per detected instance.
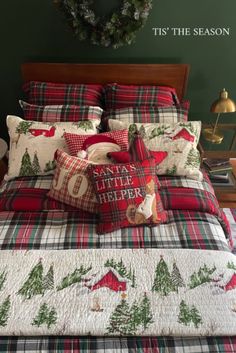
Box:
[108,133,167,171]
[23,81,103,106]
[103,101,189,127]
[64,130,129,162]
[88,158,168,234]
[48,149,98,213]
[19,100,103,122]
[103,83,180,110]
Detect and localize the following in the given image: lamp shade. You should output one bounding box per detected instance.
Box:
[210,88,236,113]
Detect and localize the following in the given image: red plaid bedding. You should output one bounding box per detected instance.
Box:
[23,81,103,106]
[0,173,235,353]
[103,83,180,109]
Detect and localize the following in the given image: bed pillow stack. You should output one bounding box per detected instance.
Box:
[102,83,202,181]
[6,81,105,180]
[5,79,202,234]
[48,133,168,232]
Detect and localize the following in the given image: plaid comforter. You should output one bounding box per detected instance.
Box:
[0,172,235,352]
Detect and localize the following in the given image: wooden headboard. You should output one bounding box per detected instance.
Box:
[21,63,190,102]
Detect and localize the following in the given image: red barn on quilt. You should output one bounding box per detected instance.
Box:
[220,274,236,291]
[85,268,128,292]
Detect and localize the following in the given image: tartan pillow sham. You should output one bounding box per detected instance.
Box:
[23,81,103,106]
[103,101,189,126]
[64,130,129,163]
[88,158,168,234]
[103,83,180,110]
[109,120,203,181]
[48,149,98,213]
[19,100,103,123]
[5,115,100,181]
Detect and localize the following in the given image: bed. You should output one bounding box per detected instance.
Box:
[0,63,235,352]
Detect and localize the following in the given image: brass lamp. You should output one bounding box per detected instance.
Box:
[203,88,236,144]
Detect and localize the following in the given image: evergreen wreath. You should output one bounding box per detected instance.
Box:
[54,0,153,49]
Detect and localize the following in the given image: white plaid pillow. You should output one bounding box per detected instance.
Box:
[48,149,98,213]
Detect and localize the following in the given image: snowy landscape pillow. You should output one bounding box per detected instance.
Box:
[88,158,168,234]
[48,149,98,213]
[5,115,100,180]
[108,120,203,180]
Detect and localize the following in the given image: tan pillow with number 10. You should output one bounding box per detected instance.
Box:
[48,149,98,213]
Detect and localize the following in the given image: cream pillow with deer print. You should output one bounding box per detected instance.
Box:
[5,115,100,180]
[108,119,202,181]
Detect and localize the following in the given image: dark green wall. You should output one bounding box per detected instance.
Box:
[1,0,236,142]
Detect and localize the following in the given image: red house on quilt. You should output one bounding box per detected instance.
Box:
[219,273,236,291]
[85,268,128,292]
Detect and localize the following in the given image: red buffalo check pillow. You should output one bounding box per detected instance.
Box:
[48,149,98,213]
[88,158,168,234]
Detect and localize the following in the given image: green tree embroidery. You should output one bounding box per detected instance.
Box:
[14,121,33,147]
[104,258,136,287]
[0,270,7,291]
[227,261,236,271]
[178,300,202,328]
[171,262,185,292]
[189,264,216,289]
[32,303,57,329]
[77,120,93,131]
[44,160,56,173]
[107,298,132,335]
[57,265,92,291]
[0,296,11,327]
[139,125,146,139]
[16,121,33,135]
[128,124,138,142]
[190,306,202,328]
[185,148,200,169]
[152,256,174,296]
[32,151,41,174]
[131,269,136,288]
[107,293,153,335]
[139,293,153,329]
[43,264,54,291]
[166,165,177,176]
[128,300,141,332]
[18,259,44,299]
[19,148,34,176]
[149,125,169,139]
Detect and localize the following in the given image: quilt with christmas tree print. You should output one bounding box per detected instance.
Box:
[0,249,235,336]
[0,173,235,352]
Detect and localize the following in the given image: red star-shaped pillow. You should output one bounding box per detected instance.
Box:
[108,133,167,165]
